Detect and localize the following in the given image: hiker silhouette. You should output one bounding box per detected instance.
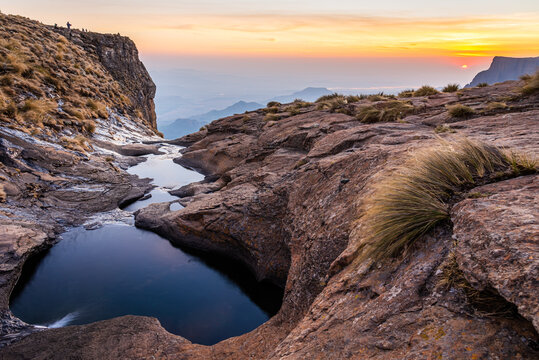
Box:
[66,21,71,30]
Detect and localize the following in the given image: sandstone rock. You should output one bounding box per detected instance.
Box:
[452,175,539,330]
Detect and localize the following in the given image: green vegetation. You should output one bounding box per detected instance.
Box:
[413,86,439,97]
[356,100,414,123]
[447,104,475,118]
[358,138,536,260]
[476,82,488,87]
[266,101,281,107]
[442,84,460,93]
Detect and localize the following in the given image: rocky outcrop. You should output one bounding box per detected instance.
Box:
[51,27,157,130]
[452,175,539,330]
[466,56,539,87]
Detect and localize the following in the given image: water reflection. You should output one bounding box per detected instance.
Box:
[10,225,283,345]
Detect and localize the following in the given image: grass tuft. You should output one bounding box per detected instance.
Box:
[442,84,460,93]
[413,86,439,97]
[476,82,488,87]
[357,138,536,260]
[520,70,539,95]
[356,100,414,123]
[447,104,475,118]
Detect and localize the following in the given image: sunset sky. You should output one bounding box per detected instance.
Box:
[2,1,538,58]
[2,1,538,120]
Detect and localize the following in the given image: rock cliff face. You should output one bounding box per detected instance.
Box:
[0,13,159,346]
[3,77,537,358]
[466,56,539,87]
[52,28,157,129]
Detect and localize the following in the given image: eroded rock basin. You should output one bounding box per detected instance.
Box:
[10,224,282,346]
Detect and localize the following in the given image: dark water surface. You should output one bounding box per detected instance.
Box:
[10,224,282,345]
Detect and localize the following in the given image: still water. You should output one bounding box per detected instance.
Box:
[10,145,282,345]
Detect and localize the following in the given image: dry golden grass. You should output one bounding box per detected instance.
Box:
[485,102,507,111]
[0,13,148,146]
[442,84,460,93]
[357,138,536,260]
[413,86,439,96]
[521,70,539,95]
[447,104,475,118]
[357,100,414,123]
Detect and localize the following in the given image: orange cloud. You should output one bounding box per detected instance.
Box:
[127,13,539,57]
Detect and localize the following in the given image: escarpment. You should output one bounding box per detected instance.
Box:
[51,28,157,129]
[0,13,160,346]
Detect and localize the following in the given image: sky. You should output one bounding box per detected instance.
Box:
[2,1,539,121]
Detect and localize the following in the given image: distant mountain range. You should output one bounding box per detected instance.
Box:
[466,56,539,87]
[159,87,333,139]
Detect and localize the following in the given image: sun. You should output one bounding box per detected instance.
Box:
[461,64,468,69]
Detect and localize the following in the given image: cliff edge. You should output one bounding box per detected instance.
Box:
[466,56,539,87]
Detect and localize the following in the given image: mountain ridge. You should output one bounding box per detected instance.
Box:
[466,56,539,87]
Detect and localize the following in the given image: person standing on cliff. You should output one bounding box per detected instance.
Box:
[66,21,71,30]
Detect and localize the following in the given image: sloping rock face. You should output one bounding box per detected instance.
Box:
[52,28,157,129]
[452,175,539,330]
[466,56,539,87]
[3,81,537,358]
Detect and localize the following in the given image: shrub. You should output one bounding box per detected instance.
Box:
[356,100,414,123]
[476,82,488,87]
[358,138,536,260]
[447,104,475,118]
[519,74,532,81]
[521,70,539,95]
[413,86,439,97]
[266,101,281,107]
[442,84,460,93]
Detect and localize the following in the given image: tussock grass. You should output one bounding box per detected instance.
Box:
[398,89,415,98]
[264,113,281,122]
[356,100,414,123]
[266,101,281,107]
[485,102,507,111]
[447,104,475,118]
[434,124,455,134]
[476,82,488,87]
[442,84,460,93]
[358,138,536,260]
[316,93,343,103]
[521,70,539,95]
[413,86,439,97]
